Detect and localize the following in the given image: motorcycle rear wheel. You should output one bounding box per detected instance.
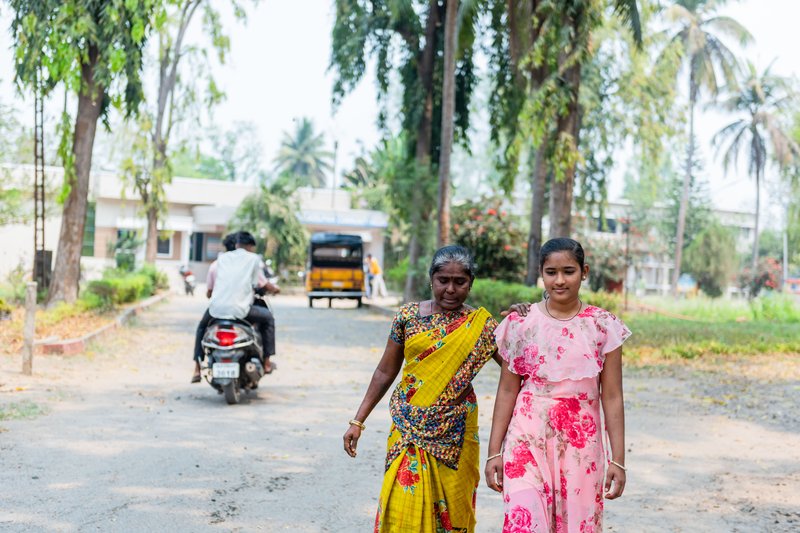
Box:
[223,381,240,404]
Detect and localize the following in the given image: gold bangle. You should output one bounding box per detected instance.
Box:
[349,419,366,431]
[609,460,626,471]
[487,452,502,462]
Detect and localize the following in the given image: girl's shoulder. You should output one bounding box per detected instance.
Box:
[577,305,620,323]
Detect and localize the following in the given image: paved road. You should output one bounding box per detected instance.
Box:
[0,294,797,532]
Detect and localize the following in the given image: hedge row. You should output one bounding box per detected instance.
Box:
[468,278,623,316]
[85,265,169,308]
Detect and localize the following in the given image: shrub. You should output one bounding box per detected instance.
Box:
[385,257,408,292]
[452,198,526,283]
[468,279,623,317]
[749,293,800,323]
[139,264,170,291]
[0,296,12,318]
[0,262,27,304]
[739,257,782,299]
[85,269,154,307]
[582,290,623,315]
[468,279,543,316]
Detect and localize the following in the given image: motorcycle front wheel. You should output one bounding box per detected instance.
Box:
[223,381,240,404]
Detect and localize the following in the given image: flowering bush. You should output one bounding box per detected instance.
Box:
[583,237,626,293]
[739,257,782,299]
[452,198,526,282]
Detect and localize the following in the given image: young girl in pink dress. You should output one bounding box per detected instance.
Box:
[486,238,630,532]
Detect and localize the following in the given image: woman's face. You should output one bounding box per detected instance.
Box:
[431,261,472,311]
[540,251,588,305]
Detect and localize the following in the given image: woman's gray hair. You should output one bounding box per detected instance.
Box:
[429,245,477,280]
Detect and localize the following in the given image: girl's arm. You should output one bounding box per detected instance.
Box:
[485,360,522,492]
[343,338,405,458]
[600,346,626,499]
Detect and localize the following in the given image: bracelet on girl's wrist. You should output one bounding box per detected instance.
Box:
[609,459,626,471]
[487,452,502,462]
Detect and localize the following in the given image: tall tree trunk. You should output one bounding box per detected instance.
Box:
[47,46,103,304]
[404,0,439,302]
[548,63,581,238]
[143,2,200,264]
[526,141,548,285]
[751,167,761,272]
[437,0,458,248]
[672,77,697,296]
[144,204,159,263]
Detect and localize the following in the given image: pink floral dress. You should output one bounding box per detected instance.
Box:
[494,304,631,533]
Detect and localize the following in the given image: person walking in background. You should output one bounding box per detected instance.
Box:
[343,246,500,532]
[364,255,373,299]
[485,237,630,532]
[368,253,387,298]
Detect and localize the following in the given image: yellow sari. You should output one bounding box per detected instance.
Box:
[376,307,492,533]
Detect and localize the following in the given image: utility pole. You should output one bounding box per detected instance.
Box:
[330,140,338,210]
[33,68,50,290]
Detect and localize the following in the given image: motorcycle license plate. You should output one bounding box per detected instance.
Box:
[212,363,239,379]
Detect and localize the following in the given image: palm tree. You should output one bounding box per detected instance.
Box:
[273,118,333,188]
[662,0,751,296]
[712,61,800,271]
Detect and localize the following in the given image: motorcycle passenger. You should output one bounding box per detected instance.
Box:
[191,232,278,382]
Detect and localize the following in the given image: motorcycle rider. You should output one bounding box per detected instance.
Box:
[191,231,278,382]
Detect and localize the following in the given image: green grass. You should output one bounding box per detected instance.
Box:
[624,315,800,360]
[635,293,800,322]
[0,400,49,421]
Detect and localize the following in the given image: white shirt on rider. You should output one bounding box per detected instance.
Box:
[208,248,265,319]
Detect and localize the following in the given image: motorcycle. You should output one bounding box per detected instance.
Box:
[201,318,266,404]
[179,265,196,296]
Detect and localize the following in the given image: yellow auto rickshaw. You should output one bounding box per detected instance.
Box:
[306,233,365,308]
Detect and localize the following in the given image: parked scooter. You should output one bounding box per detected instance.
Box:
[179,265,196,296]
[201,318,266,404]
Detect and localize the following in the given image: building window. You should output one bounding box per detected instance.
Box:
[157,235,172,257]
[81,202,96,257]
[190,233,204,262]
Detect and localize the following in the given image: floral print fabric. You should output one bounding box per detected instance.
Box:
[376,303,498,532]
[494,305,630,533]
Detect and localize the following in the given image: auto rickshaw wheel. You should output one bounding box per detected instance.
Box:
[308,297,314,308]
[357,297,362,308]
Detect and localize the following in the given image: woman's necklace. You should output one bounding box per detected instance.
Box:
[544,298,583,321]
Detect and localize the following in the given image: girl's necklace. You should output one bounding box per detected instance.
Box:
[544,298,583,321]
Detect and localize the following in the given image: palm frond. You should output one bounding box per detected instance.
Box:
[612,0,643,48]
[704,15,753,46]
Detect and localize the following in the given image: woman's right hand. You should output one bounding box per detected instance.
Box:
[500,302,532,318]
[485,456,504,492]
[343,425,361,458]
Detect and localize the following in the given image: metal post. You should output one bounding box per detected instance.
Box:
[22,282,37,376]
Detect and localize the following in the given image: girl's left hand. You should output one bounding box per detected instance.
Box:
[604,463,626,499]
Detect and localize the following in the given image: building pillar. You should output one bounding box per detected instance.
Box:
[181,231,192,266]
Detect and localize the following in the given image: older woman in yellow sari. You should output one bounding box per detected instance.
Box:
[344,245,500,532]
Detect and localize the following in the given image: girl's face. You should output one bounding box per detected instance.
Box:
[540,251,589,305]
[431,262,472,311]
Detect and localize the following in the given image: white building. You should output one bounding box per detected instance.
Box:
[0,165,389,286]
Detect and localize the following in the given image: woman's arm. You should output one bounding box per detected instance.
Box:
[485,360,522,492]
[342,338,405,458]
[600,346,626,499]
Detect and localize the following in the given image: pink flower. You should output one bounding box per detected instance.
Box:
[512,444,536,466]
[504,460,527,479]
[512,356,534,377]
[503,506,532,533]
[560,471,568,500]
[580,414,597,437]
[561,327,569,336]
